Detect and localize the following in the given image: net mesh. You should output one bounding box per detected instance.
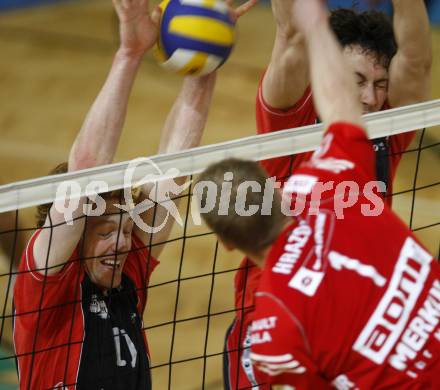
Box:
[0,103,439,389]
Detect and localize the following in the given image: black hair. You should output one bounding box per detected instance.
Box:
[330,9,397,68]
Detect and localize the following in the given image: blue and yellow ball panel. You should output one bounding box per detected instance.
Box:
[155,0,236,76]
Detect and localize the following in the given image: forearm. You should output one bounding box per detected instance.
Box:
[69,50,143,171]
[262,0,309,110]
[304,16,363,127]
[136,73,216,254]
[392,0,431,68]
[263,30,309,110]
[158,72,216,154]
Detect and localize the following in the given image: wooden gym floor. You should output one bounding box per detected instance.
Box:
[0,1,439,388]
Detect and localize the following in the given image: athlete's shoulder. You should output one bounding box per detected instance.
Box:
[256,83,317,134]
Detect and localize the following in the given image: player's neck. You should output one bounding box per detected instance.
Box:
[247,249,270,269]
[246,217,293,268]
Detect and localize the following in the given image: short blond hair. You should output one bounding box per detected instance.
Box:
[196,158,286,255]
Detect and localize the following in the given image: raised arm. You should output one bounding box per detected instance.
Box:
[133,73,216,258]
[291,0,363,128]
[261,0,309,110]
[388,0,432,107]
[133,0,257,257]
[33,0,159,274]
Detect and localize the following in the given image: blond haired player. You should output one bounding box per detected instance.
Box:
[13,0,254,388]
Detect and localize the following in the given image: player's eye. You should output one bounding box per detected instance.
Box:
[375,81,388,90]
[98,231,112,239]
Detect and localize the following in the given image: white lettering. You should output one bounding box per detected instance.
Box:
[308,181,334,215]
[54,181,81,225]
[235,181,260,216]
[334,181,359,219]
[218,172,233,215]
[361,181,386,217]
[353,238,433,364]
[388,279,440,371]
[272,222,312,275]
[112,327,138,368]
[252,316,277,332]
[83,181,108,217]
[389,342,417,371]
[251,331,272,345]
[284,174,318,195]
[328,251,386,287]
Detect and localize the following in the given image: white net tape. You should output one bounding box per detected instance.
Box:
[0,99,439,213]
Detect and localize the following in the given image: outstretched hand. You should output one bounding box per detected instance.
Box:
[113,0,161,57]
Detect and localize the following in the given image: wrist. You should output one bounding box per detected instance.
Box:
[115,48,146,65]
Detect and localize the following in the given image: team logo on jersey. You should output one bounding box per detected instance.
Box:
[288,267,325,297]
[353,238,433,367]
[89,294,109,319]
[332,374,358,390]
[284,212,333,297]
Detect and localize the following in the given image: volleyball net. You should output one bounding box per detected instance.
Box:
[0,100,439,389]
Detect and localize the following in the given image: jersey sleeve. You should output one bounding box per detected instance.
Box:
[292,122,376,187]
[14,229,82,331]
[256,83,316,136]
[256,79,317,181]
[250,292,331,389]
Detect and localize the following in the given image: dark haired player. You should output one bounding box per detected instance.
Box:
[12,0,254,388]
[199,0,439,387]
[224,1,432,388]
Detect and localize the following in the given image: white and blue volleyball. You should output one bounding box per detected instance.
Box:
[155,0,236,76]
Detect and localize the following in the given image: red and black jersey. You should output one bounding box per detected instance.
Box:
[13,230,158,389]
[255,84,415,201]
[250,122,440,389]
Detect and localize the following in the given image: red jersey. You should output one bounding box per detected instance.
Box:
[256,84,415,200]
[14,230,158,389]
[225,83,417,388]
[250,122,440,389]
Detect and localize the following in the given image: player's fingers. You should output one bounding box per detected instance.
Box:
[112,0,123,12]
[235,0,258,19]
[121,0,131,8]
[150,5,162,26]
[113,0,123,15]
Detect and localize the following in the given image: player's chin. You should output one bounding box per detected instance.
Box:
[97,268,123,289]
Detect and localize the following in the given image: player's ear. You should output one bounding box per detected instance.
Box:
[218,237,235,252]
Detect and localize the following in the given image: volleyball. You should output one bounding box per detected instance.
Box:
[154,0,236,76]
